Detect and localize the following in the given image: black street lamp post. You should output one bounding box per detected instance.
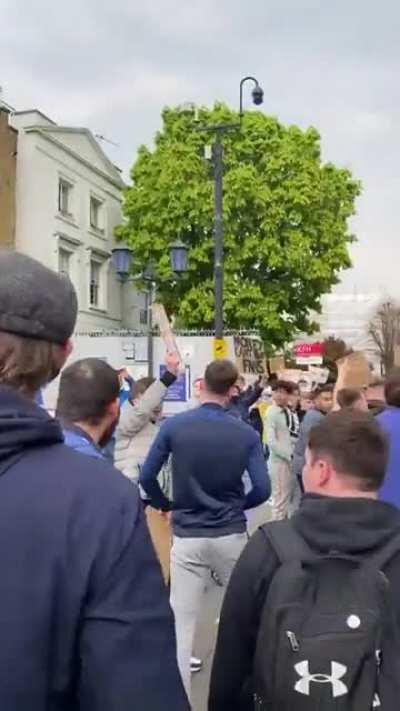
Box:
[199,76,264,348]
[143,243,189,377]
[112,245,189,377]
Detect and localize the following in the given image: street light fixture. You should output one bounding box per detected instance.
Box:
[170,239,189,275]
[111,247,133,282]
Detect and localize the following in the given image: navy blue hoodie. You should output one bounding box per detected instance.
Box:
[0,386,188,711]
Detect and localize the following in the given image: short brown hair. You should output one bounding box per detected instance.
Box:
[57,358,120,425]
[337,388,363,409]
[272,380,294,394]
[312,384,334,400]
[308,410,388,492]
[131,377,156,400]
[385,369,400,408]
[205,360,239,396]
[0,331,64,395]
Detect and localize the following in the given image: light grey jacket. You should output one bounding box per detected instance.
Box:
[114,380,168,482]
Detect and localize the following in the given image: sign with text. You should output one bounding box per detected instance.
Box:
[294,342,323,365]
[234,336,266,375]
[213,338,228,360]
[160,365,189,402]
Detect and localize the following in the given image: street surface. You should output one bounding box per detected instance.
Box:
[191,503,272,711]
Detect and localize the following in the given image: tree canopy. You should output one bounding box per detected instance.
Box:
[117,103,361,347]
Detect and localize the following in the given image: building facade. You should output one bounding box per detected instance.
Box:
[8,109,142,331]
[0,107,17,250]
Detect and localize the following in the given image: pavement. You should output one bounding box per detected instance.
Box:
[191,503,272,711]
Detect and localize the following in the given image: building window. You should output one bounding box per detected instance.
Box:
[90,196,104,231]
[58,248,71,277]
[58,178,72,216]
[139,308,148,325]
[90,259,101,307]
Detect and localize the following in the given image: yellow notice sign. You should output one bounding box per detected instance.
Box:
[214,338,228,360]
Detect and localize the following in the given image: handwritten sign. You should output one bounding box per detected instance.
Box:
[234,336,266,375]
[152,303,181,359]
[159,365,188,402]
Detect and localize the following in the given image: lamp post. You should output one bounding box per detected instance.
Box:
[112,244,188,377]
[198,76,264,352]
[142,264,156,378]
[143,244,189,377]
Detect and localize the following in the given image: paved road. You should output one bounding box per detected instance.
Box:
[191,503,272,711]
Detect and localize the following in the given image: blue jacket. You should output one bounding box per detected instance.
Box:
[378,407,400,508]
[140,403,270,537]
[63,424,104,459]
[0,386,188,711]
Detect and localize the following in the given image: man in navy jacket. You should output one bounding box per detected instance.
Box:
[378,370,400,508]
[140,359,270,700]
[0,252,188,711]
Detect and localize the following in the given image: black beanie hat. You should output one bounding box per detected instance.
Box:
[0,251,78,344]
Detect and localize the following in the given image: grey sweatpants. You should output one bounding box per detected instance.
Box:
[170,533,248,700]
[270,458,293,520]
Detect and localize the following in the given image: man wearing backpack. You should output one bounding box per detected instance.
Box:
[209,410,400,710]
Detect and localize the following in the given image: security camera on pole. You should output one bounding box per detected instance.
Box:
[198,76,264,359]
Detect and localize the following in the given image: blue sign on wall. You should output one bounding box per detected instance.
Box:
[160,365,189,402]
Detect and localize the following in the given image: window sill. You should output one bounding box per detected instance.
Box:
[56,212,78,229]
[88,226,106,239]
[88,305,108,314]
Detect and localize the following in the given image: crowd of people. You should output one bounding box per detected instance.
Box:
[1,250,400,710]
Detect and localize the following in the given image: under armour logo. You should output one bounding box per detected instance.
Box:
[373,693,381,708]
[294,660,348,698]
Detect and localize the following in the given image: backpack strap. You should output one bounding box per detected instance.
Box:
[259,519,313,564]
[368,532,400,572]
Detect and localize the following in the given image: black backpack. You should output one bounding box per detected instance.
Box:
[253,520,400,711]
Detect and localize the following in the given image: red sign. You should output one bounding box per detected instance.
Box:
[293,342,323,358]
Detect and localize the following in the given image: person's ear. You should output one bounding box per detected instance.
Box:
[228,385,237,400]
[317,458,332,488]
[62,339,73,360]
[54,339,73,375]
[106,398,120,422]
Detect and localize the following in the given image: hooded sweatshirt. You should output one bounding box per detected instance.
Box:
[209,494,400,710]
[0,386,188,711]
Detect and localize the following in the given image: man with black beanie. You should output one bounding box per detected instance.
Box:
[0,251,188,711]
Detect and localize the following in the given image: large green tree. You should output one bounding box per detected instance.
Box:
[117,104,360,347]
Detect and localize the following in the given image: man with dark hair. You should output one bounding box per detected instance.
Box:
[293,384,334,490]
[209,411,400,710]
[0,251,188,711]
[337,387,368,411]
[57,358,121,456]
[265,380,294,520]
[378,369,400,508]
[226,374,264,424]
[140,359,270,701]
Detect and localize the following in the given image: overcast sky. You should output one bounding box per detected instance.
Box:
[1,0,399,296]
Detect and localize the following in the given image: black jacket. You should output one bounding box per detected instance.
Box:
[226,383,263,424]
[209,494,400,710]
[0,386,188,711]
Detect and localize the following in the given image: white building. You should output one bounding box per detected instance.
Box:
[317,291,384,365]
[9,109,143,331]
